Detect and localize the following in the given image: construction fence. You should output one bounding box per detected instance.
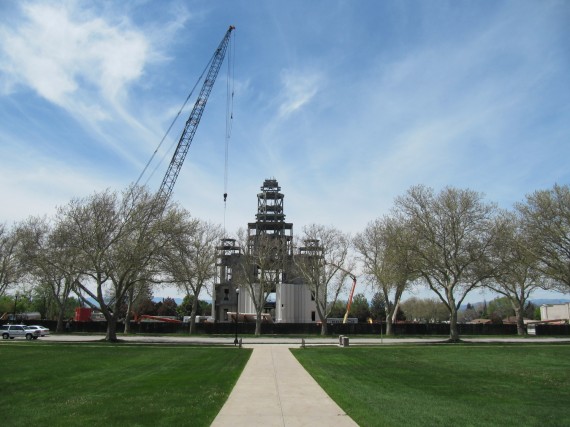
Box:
[28,320,570,336]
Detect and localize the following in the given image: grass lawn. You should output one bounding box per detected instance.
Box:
[0,342,251,426]
[292,343,570,427]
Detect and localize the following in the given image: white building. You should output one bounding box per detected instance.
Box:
[540,303,570,322]
[275,283,316,323]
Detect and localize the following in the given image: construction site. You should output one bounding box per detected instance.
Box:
[213,178,319,324]
[130,27,340,327]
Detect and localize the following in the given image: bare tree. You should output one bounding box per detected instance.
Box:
[354,216,416,335]
[123,281,154,333]
[16,217,79,332]
[294,224,354,335]
[234,228,283,336]
[516,184,570,293]
[400,297,449,323]
[58,186,174,342]
[161,215,222,334]
[395,185,498,342]
[0,222,22,298]
[486,211,543,335]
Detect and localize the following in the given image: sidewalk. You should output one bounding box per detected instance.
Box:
[210,345,358,427]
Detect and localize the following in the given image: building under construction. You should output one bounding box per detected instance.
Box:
[213,179,317,323]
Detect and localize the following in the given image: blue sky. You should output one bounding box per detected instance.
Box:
[1,0,569,302]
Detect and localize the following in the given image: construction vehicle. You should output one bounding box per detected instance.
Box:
[135,315,182,323]
[74,307,105,322]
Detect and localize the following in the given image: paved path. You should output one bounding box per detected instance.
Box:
[210,345,358,427]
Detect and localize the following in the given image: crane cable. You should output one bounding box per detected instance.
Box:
[223,30,235,232]
[134,53,216,189]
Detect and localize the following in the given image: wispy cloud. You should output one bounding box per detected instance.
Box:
[0,2,148,111]
[277,69,323,118]
[0,1,172,168]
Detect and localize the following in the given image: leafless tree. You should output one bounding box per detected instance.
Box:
[161,215,222,334]
[123,281,154,333]
[395,185,498,342]
[486,211,544,335]
[294,224,354,335]
[516,184,570,294]
[16,217,80,331]
[354,216,417,335]
[400,297,449,323]
[0,222,22,298]
[57,186,174,342]
[234,228,284,336]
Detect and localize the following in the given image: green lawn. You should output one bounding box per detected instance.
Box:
[0,342,251,426]
[292,343,570,427]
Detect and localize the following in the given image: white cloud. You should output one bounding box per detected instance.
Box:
[254,2,570,238]
[277,69,323,118]
[0,145,117,223]
[0,2,149,108]
[0,1,162,168]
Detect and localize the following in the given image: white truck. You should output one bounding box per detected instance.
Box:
[1,324,42,340]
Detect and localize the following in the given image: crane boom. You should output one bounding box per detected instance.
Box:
[158,25,235,201]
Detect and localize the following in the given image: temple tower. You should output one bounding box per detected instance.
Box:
[247,178,293,281]
[214,178,315,323]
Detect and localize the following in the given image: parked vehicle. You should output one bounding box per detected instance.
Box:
[26,325,50,337]
[0,324,41,340]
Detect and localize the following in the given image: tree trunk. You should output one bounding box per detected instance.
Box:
[385,315,394,336]
[515,307,526,336]
[123,296,133,334]
[449,308,460,342]
[316,304,328,336]
[255,313,262,336]
[124,316,131,334]
[106,317,118,342]
[320,321,328,336]
[189,317,197,335]
[56,304,66,333]
[53,287,74,333]
[189,297,199,335]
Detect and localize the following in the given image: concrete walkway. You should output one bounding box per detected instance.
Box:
[211,345,358,427]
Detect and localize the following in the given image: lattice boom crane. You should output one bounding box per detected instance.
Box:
[158,25,235,202]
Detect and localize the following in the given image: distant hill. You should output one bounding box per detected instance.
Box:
[153,297,184,305]
[460,298,570,310]
[81,296,185,308]
[531,298,570,306]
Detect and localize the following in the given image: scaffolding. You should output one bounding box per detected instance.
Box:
[213,238,240,322]
[247,178,293,284]
[214,178,316,323]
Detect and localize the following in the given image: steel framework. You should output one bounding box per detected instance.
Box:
[157,26,235,202]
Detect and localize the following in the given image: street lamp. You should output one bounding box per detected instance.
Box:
[234,288,240,346]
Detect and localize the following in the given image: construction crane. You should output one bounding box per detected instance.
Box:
[157,25,235,203]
